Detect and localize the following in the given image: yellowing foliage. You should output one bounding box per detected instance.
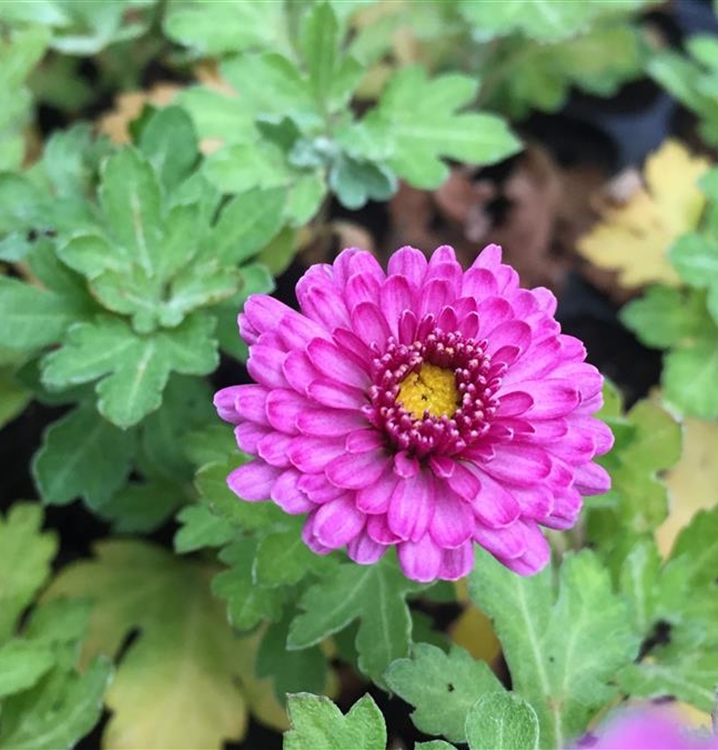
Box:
[578,140,711,288]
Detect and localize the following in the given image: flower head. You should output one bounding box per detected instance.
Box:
[577,707,718,749]
[215,245,613,582]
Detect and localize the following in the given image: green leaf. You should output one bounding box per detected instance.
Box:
[288,554,426,686]
[365,66,521,189]
[257,615,328,704]
[99,146,163,276]
[254,519,337,587]
[669,231,718,287]
[458,0,649,42]
[284,693,386,750]
[416,742,458,750]
[0,366,31,429]
[0,504,57,643]
[670,505,718,588]
[42,314,218,428]
[0,639,54,698]
[663,337,718,418]
[212,539,285,630]
[620,285,709,349]
[213,187,286,264]
[32,404,135,509]
[0,656,112,750]
[300,2,340,104]
[0,277,82,350]
[137,105,199,192]
[328,155,396,209]
[98,480,183,534]
[469,549,639,750]
[195,457,285,531]
[163,0,288,56]
[385,643,503,744]
[45,540,287,748]
[174,504,235,554]
[465,692,540,750]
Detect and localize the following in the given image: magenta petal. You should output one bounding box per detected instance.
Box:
[287,436,345,472]
[227,461,280,501]
[351,301,391,347]
[462,267,498,299]
[504,522,551,575]
[387,472,435,542]
[471,243,503,269]
[355,467,398,514]
[313,496,365,547]
[247,345,288,389]
[214,386,243,423]
[514,380,581,419]
[345,428,384,453]
[302,513,334,555]
[483,444,552,486]
[272,469,314,513]
[257,432,293,467]
[347,532,386,565]
[429,492,473,548]
[307,338,369,389]
[419,278,454,318]
[235,422,270,453]
[496,391,534,417]
[346,271,381,309]
[543,488,582,530]
[265,389,305,433]
[297,473,346,503]
[326,449,389,489]
[243,295,293,338]
[439,542,475,580]
[468,471,521,527]
[387,245,427,287]
[307,378,366,410]
[397,535,442,582]
[296,409,366,437]
[367,514,402,544]
[381,275,415,337]
[573,461,611,495]
[283,350,319,393]
[235,384,271,425]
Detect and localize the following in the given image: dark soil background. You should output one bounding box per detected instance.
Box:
[1,1,716,748]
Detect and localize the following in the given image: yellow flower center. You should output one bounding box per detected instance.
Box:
[397,363,459,419]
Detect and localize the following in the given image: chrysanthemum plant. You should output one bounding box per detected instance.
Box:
[0,1,717,749]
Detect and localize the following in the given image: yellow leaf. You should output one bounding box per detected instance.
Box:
[657,416,718,557]
[45,540,287,750]
[578,140,711,288]
[449,580,501,664]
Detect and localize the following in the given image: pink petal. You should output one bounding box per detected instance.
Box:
[214,386,243,423]
[346,271,381,309]
[486,320,532,356]
[345,428,384,453]
[467,471,521,528]
[283,350,319,392]
[272,469,314,513]
[312,496,365,547]
[397,535,442,582]
[512,380,581,419]
[351,301,391,348]
[265,388,305,432]
[496,391,534,417]
[387,472,435,542]
[235,422,270,453]
[470,243,503,270]
[387,245,427,287]
[419,279,454,318]
[302,513,334,554]
[355,467,398,513]
[287,436,346,472]
[257,432,293,467]
[227,461,280,501]
[462,267,498,299]
[573,461,611,495]
[483,444,552,486]
[439,542,475,580]
[242,295,293,339]
[296,408,366,437]
[429,493,473,548]
[297,473,346,503]
[326,449,389,489]
[504,523,551,575]
[367,514,402,544]
[347,532,387,565]
[543,488,582,530]
[307,338,369,389]
[381,275,415,337]
[247,344,289,388]
[307,378,366,410]
[235,385,270,425]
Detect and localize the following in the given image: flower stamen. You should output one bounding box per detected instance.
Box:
[397,363,459,419]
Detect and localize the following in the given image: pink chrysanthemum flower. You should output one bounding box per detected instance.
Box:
[214,245,613,582]
[576,707,718,749]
